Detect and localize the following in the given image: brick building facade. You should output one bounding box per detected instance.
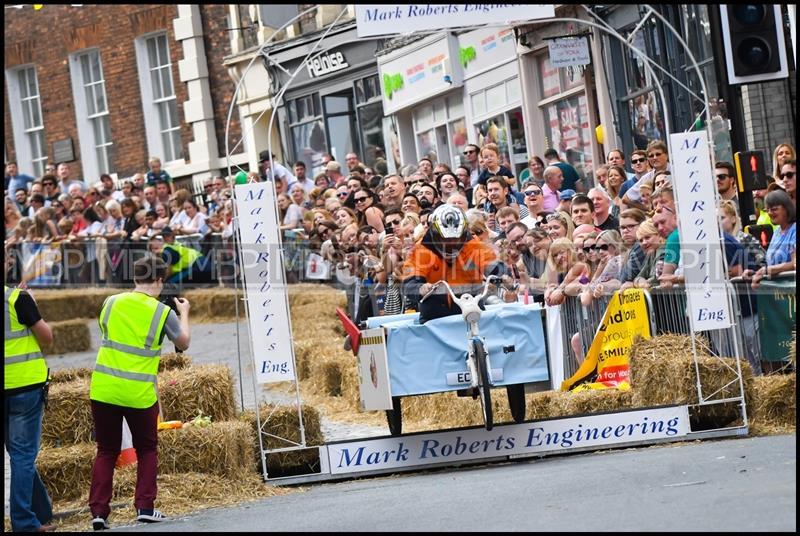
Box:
[4,4,244,191]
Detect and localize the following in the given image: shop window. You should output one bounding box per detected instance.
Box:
[412,94,465,168]
[355,74,387,169]
[288,92,326,173]
[542,94,593,182]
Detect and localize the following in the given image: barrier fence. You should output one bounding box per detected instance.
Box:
[6,234,795,376]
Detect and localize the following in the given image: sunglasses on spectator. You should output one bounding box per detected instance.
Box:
[354,196,369,203]
[545,213,564,223]
[631,157,647,164]
[463,149,477,155]
[52,203,62,208]
[582,244,598,252]
[648,152,664,158]
[780,171,795,179]
[43,182,55,187]
[337,192,349,198]
[716,173,733,180]
[524,189,542,197]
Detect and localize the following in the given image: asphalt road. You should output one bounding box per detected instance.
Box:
[115,434,795,532]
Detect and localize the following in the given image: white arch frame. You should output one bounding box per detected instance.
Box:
[223,5,748,482]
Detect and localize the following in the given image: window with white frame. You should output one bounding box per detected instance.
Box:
[412,94,465,170]
[135,33,182,163]
[69,49,114,178]
[5,66,47,177]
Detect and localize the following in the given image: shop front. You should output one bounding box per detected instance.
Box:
[268,22,387,176]
[377,32,466,174]
[459,26,528,181]
[515,7,606,185]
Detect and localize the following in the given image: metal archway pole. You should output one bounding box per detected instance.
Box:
[570,5,746,428]
[224,5,347,481]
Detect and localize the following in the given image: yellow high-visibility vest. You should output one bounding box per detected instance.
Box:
[163,242,201,273]
[90,292,169,408]
[4,286,47,391]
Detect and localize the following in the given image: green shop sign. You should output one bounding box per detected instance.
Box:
[459,46,476,68]
[383,73,404,100]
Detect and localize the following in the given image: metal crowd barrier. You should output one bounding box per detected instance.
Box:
[557,276,796,379]
[558,293,613,380]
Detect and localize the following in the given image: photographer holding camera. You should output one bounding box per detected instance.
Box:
[88,255,191,529]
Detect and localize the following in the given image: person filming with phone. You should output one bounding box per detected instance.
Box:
[402,204,517,323]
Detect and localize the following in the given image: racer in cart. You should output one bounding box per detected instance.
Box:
[402,204,517,323]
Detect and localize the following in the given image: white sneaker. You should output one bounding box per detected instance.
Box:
[137,509,168,523]
[91,516,110,531]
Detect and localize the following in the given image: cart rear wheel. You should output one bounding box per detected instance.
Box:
[473,340,493,431]
[385,396,402,436]
[506,384,526,423]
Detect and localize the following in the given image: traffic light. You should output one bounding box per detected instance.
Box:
[734,150,769,192]
[719,5,789,84]
[734,150,770,226]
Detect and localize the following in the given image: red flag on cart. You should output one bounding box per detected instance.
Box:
[336,307,361,355]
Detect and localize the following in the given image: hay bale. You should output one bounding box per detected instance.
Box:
[629,334,754,407]
[35,288,118,322]
[42,378,93,447]
[239,403,324,476]
[37,442,96,502]
[547,389,633,418]
[42,319,91,355]
[749,373,796,432]
[50,367,92,384]
[158,421,254,478]
[159,351,192,372]
[159,364,236,422]
[288,284,346,310]
[184,288,242,321]
[527,391,559,420]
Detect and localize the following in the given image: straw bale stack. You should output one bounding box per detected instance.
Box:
[159,364,237,422]
[50,367,92,384]
[184,288,243,321]
[748,373,796,433]
[528,391,560,420]
[38,422,256,504]
[42,378,93,447]
[37,442,96,502]
[288,284,347,309]
[34,288,118,322]
[159,351,192,372]
[157,420,255,478]
[546,389,633,418]
[239,403,324,475]
[628,334,754,429]
[629,334,754,406]
[42,319,91,355]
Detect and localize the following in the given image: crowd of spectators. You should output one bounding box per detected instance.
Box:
[4,141,796,373]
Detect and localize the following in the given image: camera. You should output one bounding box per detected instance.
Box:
[159,282,181,314]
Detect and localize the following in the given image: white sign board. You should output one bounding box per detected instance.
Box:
[457,26,518,79]
[378,35,460,115]
[235,182,296,383]
[548,37,591,67]
[356,5,555,37]
[670,131,733,332]
[357,328,393,410]
[327,406,690,475]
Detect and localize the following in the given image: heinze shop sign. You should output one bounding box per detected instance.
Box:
[326,406,689,475]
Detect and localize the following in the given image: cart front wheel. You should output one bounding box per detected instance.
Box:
[385,396,402,436]
[506,384,526,423]
[473,340,493,431]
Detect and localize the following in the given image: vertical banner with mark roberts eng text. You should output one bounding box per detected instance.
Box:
[670,130,733,332]
[235,182,295,383]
